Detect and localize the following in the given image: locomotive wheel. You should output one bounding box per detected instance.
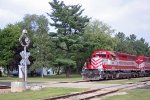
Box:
[104,74,109,80]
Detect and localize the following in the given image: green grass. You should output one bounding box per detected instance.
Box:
[28,74,82,82]
[0,87,87,100]
[0,74,82,82]
[104,89,150,100]
[95,77,150,84]
[1,75,149,84]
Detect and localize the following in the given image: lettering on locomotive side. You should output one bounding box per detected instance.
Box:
[117,61,136,66]
[144,62,150,67]
[104,59,137,66]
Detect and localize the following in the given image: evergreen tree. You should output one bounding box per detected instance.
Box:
[48,0,90,35]
[48,0,90,77]
[115,33,150,56]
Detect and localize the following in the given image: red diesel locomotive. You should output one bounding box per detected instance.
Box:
[82,50,150,80]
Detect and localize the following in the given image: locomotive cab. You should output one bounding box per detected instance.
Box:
[82,50,114,80]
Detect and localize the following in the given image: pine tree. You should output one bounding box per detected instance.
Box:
[48,0,90,77]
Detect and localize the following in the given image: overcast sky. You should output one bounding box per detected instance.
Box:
[0,0,150,43]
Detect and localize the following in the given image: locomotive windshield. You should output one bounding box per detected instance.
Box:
[101,54,106,58]
[95,52,106,58]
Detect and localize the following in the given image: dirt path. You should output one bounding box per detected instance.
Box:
[28,81,120,89]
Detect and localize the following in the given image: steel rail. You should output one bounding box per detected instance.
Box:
[44,80,150,100]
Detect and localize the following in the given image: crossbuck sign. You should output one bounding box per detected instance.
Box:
[20,51,30,66]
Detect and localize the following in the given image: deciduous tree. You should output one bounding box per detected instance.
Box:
[0,24,21,75]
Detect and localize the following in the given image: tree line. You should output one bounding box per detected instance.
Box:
[0,0,150,77]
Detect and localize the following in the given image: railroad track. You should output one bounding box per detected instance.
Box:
[58,77,150,84]
[58,80,89,83]
[44,80,150,100]
[0,86,10,89]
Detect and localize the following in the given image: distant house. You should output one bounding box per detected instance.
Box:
[0,67,4,76]
[35,67,56,76]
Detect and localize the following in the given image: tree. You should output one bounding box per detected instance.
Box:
[18,14,49,38]
[48,0,90,77]
[115,32,125,42]
[115,33,137,54]
[0,24,21,75]
[134,38,150,55]
[115,33,150,56]
[48,0,90,35]
[19,14,54,77]
[30,33,54,78]
[68,20,118,73]
[115,32,130,53]
[55,58,76,77]
[127,34,136,41]
[18,14,54,77]
[83,20,117,56]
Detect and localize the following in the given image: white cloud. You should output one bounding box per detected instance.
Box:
[0,0,51,28]
[0,0,150,43]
